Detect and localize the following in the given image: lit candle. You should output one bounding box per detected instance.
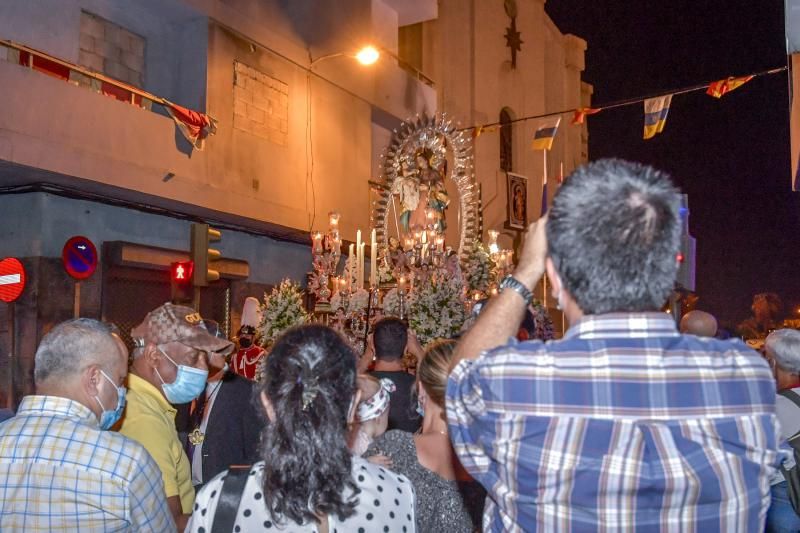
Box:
[399,275,406,293]
[435,236,444,252]
[370,229,377,288]
[359,242,366,289]
[488,230,499,255]
[404,237,414,250]
[348,243,355,291]
[356,230,362,288]
[312,232,323,253]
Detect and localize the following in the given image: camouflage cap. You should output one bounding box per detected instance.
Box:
[131,302,234,356]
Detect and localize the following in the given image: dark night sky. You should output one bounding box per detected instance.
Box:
[545,1,800,327]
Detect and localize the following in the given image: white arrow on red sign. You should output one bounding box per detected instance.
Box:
[0,258,26,303]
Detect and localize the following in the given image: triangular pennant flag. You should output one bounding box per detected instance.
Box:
[531,116,562,151]
[643,95,673,140]
[165,100,218,150]
[706,75,754,98]
[572,107,600,125]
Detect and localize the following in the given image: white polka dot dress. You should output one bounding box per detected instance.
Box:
[186,457,417,532]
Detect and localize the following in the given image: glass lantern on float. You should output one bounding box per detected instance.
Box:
[308,212,342,314]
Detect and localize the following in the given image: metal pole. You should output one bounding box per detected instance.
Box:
[8,302,15,409]
[73,282,81,318]
[193,290,201,312]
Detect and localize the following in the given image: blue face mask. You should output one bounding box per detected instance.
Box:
[95,370,126,430]
[155,347,209,404]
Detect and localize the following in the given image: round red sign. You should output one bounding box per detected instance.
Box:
[62,236,98,280]
[0,257,26,303]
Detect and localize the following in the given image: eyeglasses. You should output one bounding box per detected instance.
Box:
[200,319,226,340]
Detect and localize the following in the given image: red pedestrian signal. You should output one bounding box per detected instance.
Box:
[170,261,194,304]
[171,261,194,283]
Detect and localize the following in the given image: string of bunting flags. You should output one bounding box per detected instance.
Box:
[468,66,787,148]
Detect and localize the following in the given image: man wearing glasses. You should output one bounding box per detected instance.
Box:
[118,303,234,531]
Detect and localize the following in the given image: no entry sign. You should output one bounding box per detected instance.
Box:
[0,258,26,303]
[62,236,98,280]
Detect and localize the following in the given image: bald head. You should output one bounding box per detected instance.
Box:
[680,310,718,338]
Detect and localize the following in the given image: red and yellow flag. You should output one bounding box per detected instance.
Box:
[472,124,500,138]
[706,75,754,98]
[572,107,600,125]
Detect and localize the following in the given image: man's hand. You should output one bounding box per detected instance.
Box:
[406,329,424,360]
[513,216,548,291]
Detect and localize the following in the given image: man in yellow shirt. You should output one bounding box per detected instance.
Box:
[118,303,233,530]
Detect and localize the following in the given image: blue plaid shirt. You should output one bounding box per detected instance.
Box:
[447,313,782,532]
[0,395,175,532]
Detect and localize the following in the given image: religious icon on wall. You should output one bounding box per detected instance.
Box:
[507,172,528,230]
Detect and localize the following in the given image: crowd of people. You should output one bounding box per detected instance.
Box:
[0,158,798,532]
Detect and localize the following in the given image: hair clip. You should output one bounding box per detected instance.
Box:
[300,375,319,411]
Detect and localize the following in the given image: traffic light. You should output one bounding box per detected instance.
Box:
[170,261,194,304]
[675,194,696,291]
[190,223,222,287]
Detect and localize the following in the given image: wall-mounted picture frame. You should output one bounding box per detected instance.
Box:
[506,172,528,230]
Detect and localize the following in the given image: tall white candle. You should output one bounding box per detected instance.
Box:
[348,243,355,291]
[359,243,366,289]
[356,230,362,289]
[370,229,377,288]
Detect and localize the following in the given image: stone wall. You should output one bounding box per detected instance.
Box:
[233,60,289,146]
[78,10,146,87]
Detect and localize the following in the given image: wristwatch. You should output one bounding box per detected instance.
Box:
[499,275,533,306]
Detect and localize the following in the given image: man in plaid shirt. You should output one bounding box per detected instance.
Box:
[0,319,174,531]
[449,159,782,532]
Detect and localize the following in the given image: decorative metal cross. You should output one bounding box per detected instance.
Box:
[504,0,523,69]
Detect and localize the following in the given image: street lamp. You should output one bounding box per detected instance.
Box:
[355,45,380,65]
[311,45,381,67]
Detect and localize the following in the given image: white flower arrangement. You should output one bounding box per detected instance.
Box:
[382,288,402,317]
[259,279,310,344]
[464,241,495,293]
[408,276,467,345]
[349,288,370,312]
[329,288,370,314]
[378,260,395,284]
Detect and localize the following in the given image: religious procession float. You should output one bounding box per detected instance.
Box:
[246,113,553,375]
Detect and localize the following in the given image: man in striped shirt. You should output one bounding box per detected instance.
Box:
[449,159,782,532]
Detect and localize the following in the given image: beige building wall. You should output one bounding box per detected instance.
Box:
[0,0,436,244]
[426,0,590,254]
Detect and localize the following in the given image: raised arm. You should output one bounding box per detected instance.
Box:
[451,217,548,371]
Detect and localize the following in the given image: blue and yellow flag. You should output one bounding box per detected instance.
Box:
[531,116,561,150]
[643,95,673,140]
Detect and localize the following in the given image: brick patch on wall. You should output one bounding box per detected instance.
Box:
[78,11,145,88]
[233,61,288,146]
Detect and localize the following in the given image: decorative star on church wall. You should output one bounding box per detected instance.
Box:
[504,18,523,68]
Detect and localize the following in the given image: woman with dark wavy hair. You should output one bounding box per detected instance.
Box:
[187,324,416,532]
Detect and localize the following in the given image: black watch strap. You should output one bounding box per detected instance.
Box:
[499,275,533,306]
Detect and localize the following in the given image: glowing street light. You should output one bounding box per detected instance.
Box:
[311,45,381,67]
[355,45,380,65]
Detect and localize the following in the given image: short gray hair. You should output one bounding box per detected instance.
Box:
[34,319,116,384]
[766,329,800,374]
